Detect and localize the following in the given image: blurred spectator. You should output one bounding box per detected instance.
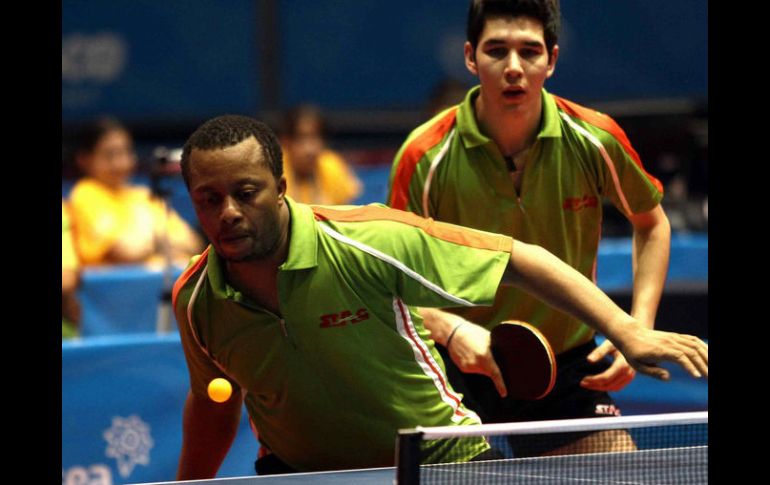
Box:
[68,117,203,266]
[425,78,470,117]
[62,199,80,339]
[280,105,362,205]
[657,152,708,233]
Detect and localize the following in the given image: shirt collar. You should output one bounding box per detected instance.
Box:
[456,86,562,149]
[205,247,231,300]
[538,88,562,138]
[205,196,319,301]
[280,196,319,271]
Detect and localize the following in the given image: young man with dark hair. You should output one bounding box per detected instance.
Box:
[389,0,673,454]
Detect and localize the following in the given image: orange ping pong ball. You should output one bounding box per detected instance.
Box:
[207,378,233,403]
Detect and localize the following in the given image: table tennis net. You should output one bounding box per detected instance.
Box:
[396,411,708,484]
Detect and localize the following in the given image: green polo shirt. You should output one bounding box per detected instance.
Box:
[388,86,663,354]
[173,197,513,471]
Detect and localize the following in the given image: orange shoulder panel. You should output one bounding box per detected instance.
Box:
[172,246,211,311]
[312,205,512,253]
[388,108,458,210]
[553,96,663,193]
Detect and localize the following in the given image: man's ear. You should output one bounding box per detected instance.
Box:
[546,44,559,79]
[464,41,479,77]
[276,175,287,203]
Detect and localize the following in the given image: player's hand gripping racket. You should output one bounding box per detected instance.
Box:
[490,321,557,400]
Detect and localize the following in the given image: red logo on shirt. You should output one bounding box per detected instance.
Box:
[320,308,370,328]
[563,195,598,211]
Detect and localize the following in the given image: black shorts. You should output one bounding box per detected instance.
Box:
[438,339,623,456]
[254,453,297,475]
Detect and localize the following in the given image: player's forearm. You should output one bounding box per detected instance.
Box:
[503,241,637,345]
[418,308,471,346]
[630,216,671,328]
[177,390,242,480]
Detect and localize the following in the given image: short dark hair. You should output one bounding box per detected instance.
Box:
[77,116,129,154]
[466,0,560,56]
[281,104,326,139]
[181,114,283,188]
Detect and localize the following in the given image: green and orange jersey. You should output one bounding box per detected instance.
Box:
[172,197,513,472]
[388,86,663,354]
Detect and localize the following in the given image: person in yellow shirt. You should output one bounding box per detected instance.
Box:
[280,105,362,205]
[68,117,204,266]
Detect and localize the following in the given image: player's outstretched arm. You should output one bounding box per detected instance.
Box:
[502,241,707,380]
[177,389,243,480]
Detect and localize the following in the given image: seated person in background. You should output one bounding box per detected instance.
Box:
[425,77,470,118]
[68,117,203,266]
[62,199,80,339]
[280,104,362,205]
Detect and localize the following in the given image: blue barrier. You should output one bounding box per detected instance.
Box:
[62,333,707,484]
[77,265,184,336]
[62,333,258,485]
[596,233,708,291]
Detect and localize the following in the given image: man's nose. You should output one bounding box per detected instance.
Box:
[504,53,523,80]
[220,196,243,224]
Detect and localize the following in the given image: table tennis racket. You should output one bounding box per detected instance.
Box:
[490,321,557,400]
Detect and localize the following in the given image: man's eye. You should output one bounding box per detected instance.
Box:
[487,47,507,58]
[237,190,255,201]
[197,194,220,206]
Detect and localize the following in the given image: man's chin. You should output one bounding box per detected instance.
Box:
[217,246,273,263]
[214,244,251,262]
[221,251,259,263]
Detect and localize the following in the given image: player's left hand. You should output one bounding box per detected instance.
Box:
[579,339,636,391]
[615,325,708,381]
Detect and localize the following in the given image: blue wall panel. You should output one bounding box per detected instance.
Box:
[62,0,707,121]
[62,0,259,122]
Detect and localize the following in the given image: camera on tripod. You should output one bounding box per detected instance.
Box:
[150,146,183,198]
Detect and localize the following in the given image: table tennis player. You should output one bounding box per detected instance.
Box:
[386,0,675,457]
[172,115,707,479]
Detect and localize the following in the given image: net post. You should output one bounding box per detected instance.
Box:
[396,428,423,485]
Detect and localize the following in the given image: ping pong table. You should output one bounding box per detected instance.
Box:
[135,445,707,484]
